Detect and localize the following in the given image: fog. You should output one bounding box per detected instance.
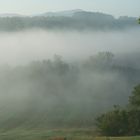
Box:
[0,28,140,65]
[0,28,140,129]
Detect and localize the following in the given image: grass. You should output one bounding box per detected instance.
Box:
[0,129,139,140]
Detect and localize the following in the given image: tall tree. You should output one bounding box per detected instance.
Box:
[129,84,140,110]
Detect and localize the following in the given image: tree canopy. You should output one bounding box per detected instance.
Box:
[138,18,140,24]
[96,84,140,136]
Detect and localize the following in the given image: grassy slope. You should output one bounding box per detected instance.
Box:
[0,129,139,140]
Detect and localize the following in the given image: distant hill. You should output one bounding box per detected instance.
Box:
[38,9,83,17]
[0,10,138,31]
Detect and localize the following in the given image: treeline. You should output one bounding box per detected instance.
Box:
[0,11,139,31]
[0,52,140,129]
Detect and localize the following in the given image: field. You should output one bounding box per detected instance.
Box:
[0,129,139,140]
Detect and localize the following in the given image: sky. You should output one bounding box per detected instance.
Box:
[0,0,139,17]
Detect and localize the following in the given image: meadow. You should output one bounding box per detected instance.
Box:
[0,129,139,140]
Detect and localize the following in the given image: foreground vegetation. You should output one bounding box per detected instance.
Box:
[96,84,140,136]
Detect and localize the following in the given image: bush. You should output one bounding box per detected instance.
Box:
[96,85,140,136]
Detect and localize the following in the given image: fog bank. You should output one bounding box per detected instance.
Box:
[0,28,139,65]
[0,28,139,129]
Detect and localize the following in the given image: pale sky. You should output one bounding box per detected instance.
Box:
[0,0,139,17]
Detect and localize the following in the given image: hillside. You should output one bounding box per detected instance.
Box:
[0,10,138,31]
[0,53,139,130]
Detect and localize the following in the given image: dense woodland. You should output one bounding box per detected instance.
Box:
[0,52,140,130]
[0,11,138,31]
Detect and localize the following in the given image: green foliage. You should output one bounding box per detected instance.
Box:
[129,85,140,110]
[96,107,128,136]
[128,85,140,134]
[96,84,140,136]
[138,18,140,24]
[127,110,140,135]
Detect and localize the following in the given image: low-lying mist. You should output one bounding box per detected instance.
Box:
[0,28,140,129]
[0,28,140,65]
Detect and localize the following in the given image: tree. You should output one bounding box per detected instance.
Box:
[129,84,140,110]
[84,52,114,71]
[128,85,140,135]
[96,84,140,136]
[138,18,140,24]
[96,106,128,136]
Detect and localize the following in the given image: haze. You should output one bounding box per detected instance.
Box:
[0,0,140,17]
[0,28,140,65]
